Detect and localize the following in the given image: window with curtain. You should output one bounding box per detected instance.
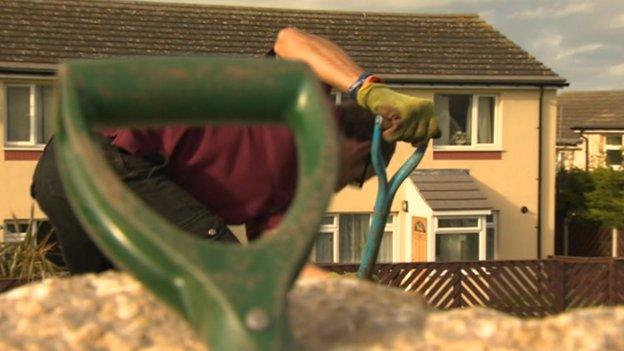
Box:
[37,85,55,144]
[6,86,31,142]
[314,215,338,263]
[314,231,334,263]
[5,84,55,146]
[338,214,370,263]
[313,213,395,264]
[378,231,393,263]
[433,94,497,148]
[477,96,495,143]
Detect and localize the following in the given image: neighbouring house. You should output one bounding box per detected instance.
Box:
[0,0,567,262]
[556,90,624,171]
[554,90,624,259]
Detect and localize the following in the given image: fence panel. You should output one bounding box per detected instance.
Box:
[565,259,609,309]
[613,259,624,305]
[321,257,624,317]
[478,260,557,317]
[566,223,615,257]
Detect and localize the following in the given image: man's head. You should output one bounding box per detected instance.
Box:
[335,100,396,191]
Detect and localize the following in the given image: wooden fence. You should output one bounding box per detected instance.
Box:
[556,220,623,257]
[567,225,614,256]
[321,256,624,318]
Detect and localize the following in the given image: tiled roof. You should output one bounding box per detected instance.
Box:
[410,169,492,211]
[557,90,624,143]
[0,0,566,85]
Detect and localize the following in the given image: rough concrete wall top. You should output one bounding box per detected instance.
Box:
[1,272,623,350]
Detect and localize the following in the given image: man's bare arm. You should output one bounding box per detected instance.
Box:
[273,27,364,92]
[274,27,440,148]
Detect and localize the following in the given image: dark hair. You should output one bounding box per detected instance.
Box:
[336,100,396,165]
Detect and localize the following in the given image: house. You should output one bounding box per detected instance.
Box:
[556,90,624,170]
[0,0,567,262]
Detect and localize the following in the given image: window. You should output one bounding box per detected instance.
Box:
[604,134,623,169]
[330,91,354,106]
[4,84,55,147]
[1,219,51,243]
[331,91,342,105]
[486,212,498,260]
[436,233,479,261]
[606,135,622,145]
[438,217,478,228]
[2,221,30,242]
[313,213,395,264]
[315,231,334,263]
[378,213,396,263]
[314,215,338,263]
[434,213,497,262]
[433,94,499,149]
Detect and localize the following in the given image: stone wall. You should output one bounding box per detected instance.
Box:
[1,272,623,350]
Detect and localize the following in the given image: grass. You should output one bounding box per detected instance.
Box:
[0,205,67,283]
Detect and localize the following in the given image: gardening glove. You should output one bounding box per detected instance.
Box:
[356,83,441,145]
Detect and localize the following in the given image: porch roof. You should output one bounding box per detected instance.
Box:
[409,169,492,211]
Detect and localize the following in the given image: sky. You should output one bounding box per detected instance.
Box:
[141,0,624,91]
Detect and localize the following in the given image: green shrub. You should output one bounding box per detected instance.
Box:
[556,167,624,229]
[586,168,624,229]
[556,168,594,222]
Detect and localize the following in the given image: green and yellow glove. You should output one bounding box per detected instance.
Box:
[355,81,441,145]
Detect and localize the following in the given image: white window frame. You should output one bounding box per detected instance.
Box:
[314,214,339,263]
[1,219,47,243]
[312,213,397,263]
[433,93,502,151]
[434,213,492,261]
[332,91,343,105]
[380,213,398,263]
[604,133,623,170]
[486,211,498,260]
[3,83,53,149]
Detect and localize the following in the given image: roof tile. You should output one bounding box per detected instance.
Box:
[410,169,493,211]
[557,90,624,142]
[0,0,564,84]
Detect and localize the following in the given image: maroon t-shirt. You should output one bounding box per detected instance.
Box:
[104,125,298,240]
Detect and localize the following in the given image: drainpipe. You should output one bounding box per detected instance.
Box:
[537,85,544,259]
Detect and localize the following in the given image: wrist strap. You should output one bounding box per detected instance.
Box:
[348,72,372,99]
[348,72,383,99]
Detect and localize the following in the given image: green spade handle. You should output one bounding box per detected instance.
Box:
[55,57,338,350]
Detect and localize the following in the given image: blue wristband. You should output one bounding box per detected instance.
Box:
[348,72,373,99]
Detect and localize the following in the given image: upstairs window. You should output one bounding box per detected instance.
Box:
[4,84,54,147]
[433,94,499,149]
[605,134,623,169]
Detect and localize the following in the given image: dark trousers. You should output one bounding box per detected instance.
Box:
[31,136,238,274]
